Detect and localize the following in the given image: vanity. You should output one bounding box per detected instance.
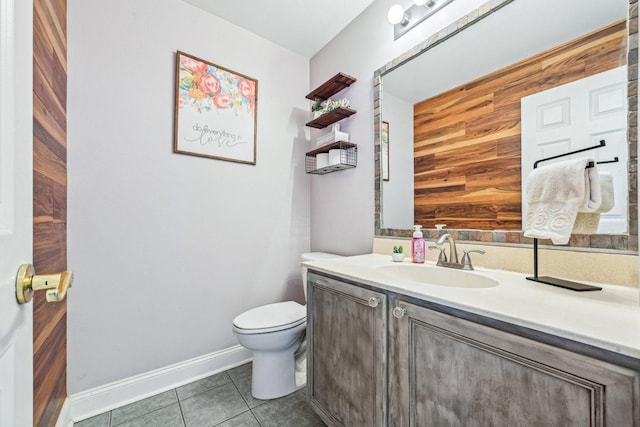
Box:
[304,254,640,426]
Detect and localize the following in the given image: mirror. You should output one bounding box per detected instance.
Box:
[374,0,636,251]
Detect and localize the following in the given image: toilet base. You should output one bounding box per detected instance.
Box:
[234,321,307,400]
[251,348,305,399]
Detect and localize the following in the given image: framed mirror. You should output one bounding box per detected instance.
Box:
[374,0,637,252]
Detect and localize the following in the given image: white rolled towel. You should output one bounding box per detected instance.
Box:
[316,153,329,169]
[328,149,341,165]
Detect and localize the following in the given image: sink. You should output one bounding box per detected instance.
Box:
[376,263,499,288]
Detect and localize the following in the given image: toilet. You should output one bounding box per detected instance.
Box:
[232,252,342,399]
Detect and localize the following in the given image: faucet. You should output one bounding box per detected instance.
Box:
[436,233,459,264]
[431,234,486,270]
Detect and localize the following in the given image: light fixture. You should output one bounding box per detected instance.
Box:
[387,4,409,25]
[388,0,454,40]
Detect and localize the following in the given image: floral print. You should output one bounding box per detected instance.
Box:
[178,54,256,115]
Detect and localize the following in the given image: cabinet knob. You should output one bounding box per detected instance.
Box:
[392,306,407,318]
[368,297,380,308]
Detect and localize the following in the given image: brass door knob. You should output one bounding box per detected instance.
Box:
[15,264,73,304]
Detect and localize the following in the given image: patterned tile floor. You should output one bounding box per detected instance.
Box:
[74,363,325,427]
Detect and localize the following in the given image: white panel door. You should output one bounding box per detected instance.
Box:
[0,0,33,426]
[521,66,628,234]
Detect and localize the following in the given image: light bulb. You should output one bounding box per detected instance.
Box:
[414,0,435,5]
[387,4,406,25]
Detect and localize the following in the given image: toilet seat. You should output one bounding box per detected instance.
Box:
[233,301,306,334]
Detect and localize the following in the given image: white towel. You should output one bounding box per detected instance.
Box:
[595,172,614,213]
[524,157,601,244]
[570,172,615,234]
[572,212,601,234]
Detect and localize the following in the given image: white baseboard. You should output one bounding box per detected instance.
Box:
[58,345,251,425]
[54,398,71,427]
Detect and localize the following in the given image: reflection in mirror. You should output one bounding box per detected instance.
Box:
[375,0,636,251]
[520,66,628,234]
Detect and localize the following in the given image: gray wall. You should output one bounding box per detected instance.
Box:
[309,0,486,254]
[67,0,311,393]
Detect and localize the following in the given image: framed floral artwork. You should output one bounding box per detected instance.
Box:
[174,51,258,164]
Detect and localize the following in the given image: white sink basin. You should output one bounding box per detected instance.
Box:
[377,263,499,288]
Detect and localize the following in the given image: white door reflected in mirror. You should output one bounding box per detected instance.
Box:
[521,66,628,234]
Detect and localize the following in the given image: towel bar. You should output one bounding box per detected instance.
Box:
[528,139,616,292]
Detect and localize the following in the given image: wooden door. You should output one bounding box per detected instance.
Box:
[389,297,639,426]
[307,272,387,426]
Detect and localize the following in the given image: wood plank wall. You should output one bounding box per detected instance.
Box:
[33,0,68,425]
[414,21,627,230]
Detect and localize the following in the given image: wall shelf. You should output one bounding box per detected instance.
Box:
[305,72,356,101]
[305,72,357,173]
[306,142,357,175]
[305,107,356,129]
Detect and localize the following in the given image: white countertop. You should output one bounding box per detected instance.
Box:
[303,254,640,359]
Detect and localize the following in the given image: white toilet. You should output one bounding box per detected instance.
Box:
[232,252,342,399]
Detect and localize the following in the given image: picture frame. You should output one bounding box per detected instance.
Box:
[381,121,390,181]
[174,51,258,165]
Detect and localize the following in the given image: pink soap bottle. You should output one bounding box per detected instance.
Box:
[412,225,425,263]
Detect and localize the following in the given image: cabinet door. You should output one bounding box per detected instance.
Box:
[389,297,639,427]
[307,272,387,426]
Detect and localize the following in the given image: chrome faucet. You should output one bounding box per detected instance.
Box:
[436,233,458,263]
[431,233,486,270]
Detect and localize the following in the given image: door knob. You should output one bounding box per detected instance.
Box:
[15,264,73,304]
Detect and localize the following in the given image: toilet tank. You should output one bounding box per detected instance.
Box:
[301,252,343,301]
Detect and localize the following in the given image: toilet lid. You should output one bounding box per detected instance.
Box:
[233,301,306,333]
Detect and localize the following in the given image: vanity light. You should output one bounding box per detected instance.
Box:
[388,0,454,40]
[387,4,409,25]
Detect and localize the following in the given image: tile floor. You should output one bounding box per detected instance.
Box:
[74,363,325,427]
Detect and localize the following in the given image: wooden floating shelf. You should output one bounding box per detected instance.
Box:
[304,72,357,174]
[306,141,357,156]
[306,72,356,101]
[305,107,356,129]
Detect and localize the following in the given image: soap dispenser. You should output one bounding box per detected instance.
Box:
[412,225,425,263]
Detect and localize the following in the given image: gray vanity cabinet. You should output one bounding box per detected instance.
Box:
[388,296,640,426]
[306,271,639,426]
[306,272,387,426]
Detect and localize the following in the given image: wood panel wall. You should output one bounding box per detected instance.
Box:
[413,21,627,230]
[33,0,68,425]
